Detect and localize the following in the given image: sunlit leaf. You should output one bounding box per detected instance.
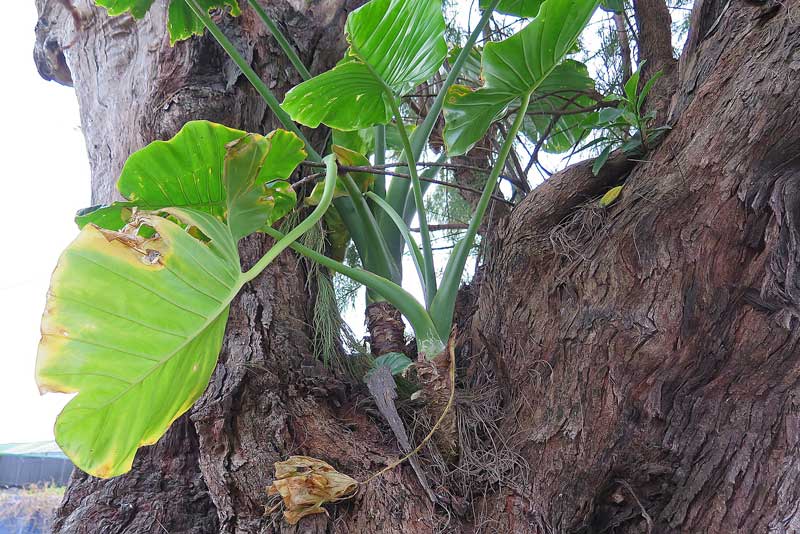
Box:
[443,0,600,155]
[599,185,623,206]
[37,208,243,478]
[82,121,302,236]
[224,131,304,240]
[479,0,545,17]
[282,0,446,130]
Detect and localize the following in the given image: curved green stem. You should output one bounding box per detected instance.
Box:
[373,124,386,199]
[246,0,312,81]
[429,91,532,339]
[241,155,338,282]
[385,95,437,305]
[263,227,443,351]
[185,0,321,162]
[339,173,401,284]
[366,191,427,304]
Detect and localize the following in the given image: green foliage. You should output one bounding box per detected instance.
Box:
[38,123,339,478]
[223,131,304,240]
[50,0,610,480]
[365,352,413,380]
[583,64,670,175]
[38,208,240,478]
[76,122,303,235]
[442,0,601,155]
[93,0,240,44]
[282,0,446,130]
[479,0,544,17]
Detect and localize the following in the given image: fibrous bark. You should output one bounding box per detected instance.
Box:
[471,2,800,531]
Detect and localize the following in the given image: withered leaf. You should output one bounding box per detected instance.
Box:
[267,456,358,525]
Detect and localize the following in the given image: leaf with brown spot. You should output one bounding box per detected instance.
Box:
[36,207,244,478]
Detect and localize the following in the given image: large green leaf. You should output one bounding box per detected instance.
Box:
[281,62,393,131]
[479,0,545,17]
[92,0,240,44]
[79,122,303,237]
[442,0,600,155]
[36,208,242,478]
[521,60,598,153]
[282,0,447,130]
[224,131,304,240]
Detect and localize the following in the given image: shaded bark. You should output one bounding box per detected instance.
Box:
[33,0,800,532]
[366,301,408,356]
[471,2,800,531]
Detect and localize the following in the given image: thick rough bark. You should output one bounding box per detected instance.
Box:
[366,301,408,356]
[34,0,800,532]
[471,2,800,531]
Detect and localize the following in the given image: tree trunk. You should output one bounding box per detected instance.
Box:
[34,0,800,532]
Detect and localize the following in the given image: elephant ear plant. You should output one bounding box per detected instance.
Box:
[36,122,338,477]
[38,0,600,489]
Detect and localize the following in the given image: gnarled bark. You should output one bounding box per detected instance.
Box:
[471,2,800,531]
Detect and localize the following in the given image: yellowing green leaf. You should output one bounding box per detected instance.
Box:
[599,185,623,207]
[224,131,304,240]
[37,208,242,478]
[79,121,301,239]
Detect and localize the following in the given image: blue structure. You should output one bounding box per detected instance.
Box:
[0,442,72,487]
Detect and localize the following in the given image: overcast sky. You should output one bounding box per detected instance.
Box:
[0,4,89,444]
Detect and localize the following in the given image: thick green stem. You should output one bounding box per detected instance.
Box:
[185,0,321,161]
[373,124,386,199]
[366,191,427,303]
[246,0,312,81]
[383,0,500,256]
[263,227,443,351]
[339,173,401,284]
[386,95,437,307]
[428,91,532,339]
[241,155,338,282]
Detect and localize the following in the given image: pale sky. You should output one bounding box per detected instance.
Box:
[0,4,89,443]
